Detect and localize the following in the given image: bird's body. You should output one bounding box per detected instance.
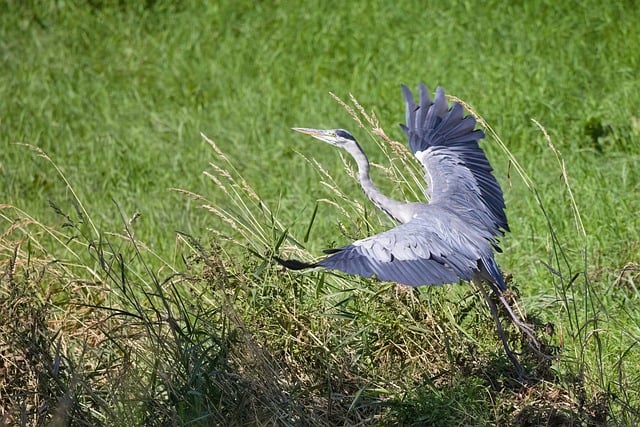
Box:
[317,204,503,289]
[279,84,538,378]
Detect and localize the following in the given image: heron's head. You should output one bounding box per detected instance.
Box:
[292,128,357,147]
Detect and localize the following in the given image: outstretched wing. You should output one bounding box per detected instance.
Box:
[316,210,506,289]
[400,84,509,239]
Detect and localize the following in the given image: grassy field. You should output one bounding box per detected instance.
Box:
[2,0,640,425]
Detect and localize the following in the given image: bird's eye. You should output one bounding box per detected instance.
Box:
[335,129,354,140]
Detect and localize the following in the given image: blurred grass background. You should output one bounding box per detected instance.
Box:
[2,0,640,425]
[2,1,639,279]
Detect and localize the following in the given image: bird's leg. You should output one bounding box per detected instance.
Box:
[472,279,524,380]
[492,289,540,350]
[481,280,544,355]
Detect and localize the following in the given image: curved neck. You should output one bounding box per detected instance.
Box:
[344,141,413,224]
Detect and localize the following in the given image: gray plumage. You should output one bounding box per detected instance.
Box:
[288,84,507,292]
[280,84,539,378]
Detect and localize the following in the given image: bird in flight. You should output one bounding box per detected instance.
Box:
[277,84,538,378]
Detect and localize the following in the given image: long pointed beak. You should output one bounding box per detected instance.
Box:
[292,128,334,144]
[292,127,324,137]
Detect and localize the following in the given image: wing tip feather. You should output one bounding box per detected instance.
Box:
[274,256,317,270]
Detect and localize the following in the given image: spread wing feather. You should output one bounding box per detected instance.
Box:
[316,213,506,288]
[400,84,509,237]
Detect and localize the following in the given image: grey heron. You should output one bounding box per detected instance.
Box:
[277,84,538,378]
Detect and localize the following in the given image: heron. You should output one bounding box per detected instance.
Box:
[277,84,538,378]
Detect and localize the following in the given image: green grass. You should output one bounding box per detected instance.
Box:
[2,0,640,425]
